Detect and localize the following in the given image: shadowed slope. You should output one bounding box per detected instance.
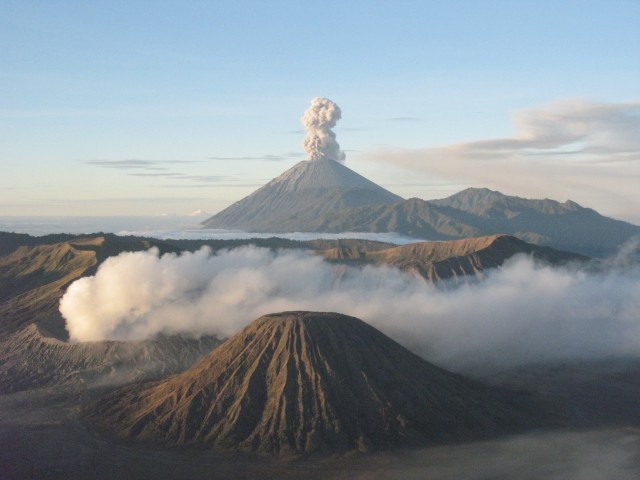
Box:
[0,323,220,393]
[85,312,541,455]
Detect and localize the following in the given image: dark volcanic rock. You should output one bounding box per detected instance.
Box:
[85,311,541,455]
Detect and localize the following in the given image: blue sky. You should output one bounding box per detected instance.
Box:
[2,1,639,222]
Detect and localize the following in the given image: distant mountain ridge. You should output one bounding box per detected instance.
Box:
[203,161,639,256]
[430,187,583,215]
[322,189,640,257]
[318,234,588,284]
[418,188,638,257]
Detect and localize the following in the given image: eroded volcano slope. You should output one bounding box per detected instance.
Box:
[85,311,542,454]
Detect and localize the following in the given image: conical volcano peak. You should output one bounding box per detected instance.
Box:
[84,311,540,455]
[254,310,350,326]
[202,98,403,231]
[237,310,390,350]
[270,159,395,193]
[202,160,402,231]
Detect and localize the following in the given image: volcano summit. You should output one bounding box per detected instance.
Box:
[203,97,402,231]
[202,158,402,231]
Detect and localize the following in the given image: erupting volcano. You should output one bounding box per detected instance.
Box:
[202,98,402,231]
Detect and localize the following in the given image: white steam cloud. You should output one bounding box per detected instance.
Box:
[60,246,640,371]
[301,97,346,162]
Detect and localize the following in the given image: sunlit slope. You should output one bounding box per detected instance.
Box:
[0,235,179,337]
[0,240,99,336]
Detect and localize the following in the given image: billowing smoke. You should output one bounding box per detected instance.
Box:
[301,97,346,162]
[60,246,640,371]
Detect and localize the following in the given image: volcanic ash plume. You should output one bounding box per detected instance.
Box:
[301,97,346,162]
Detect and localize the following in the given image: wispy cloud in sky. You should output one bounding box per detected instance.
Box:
[367,99,640,223]
[126,173,231,182]
[84,159,242,185]
[384,116,423,122]
[159,183,265,189]
[208,152,305,162]
[84,159,201,169]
